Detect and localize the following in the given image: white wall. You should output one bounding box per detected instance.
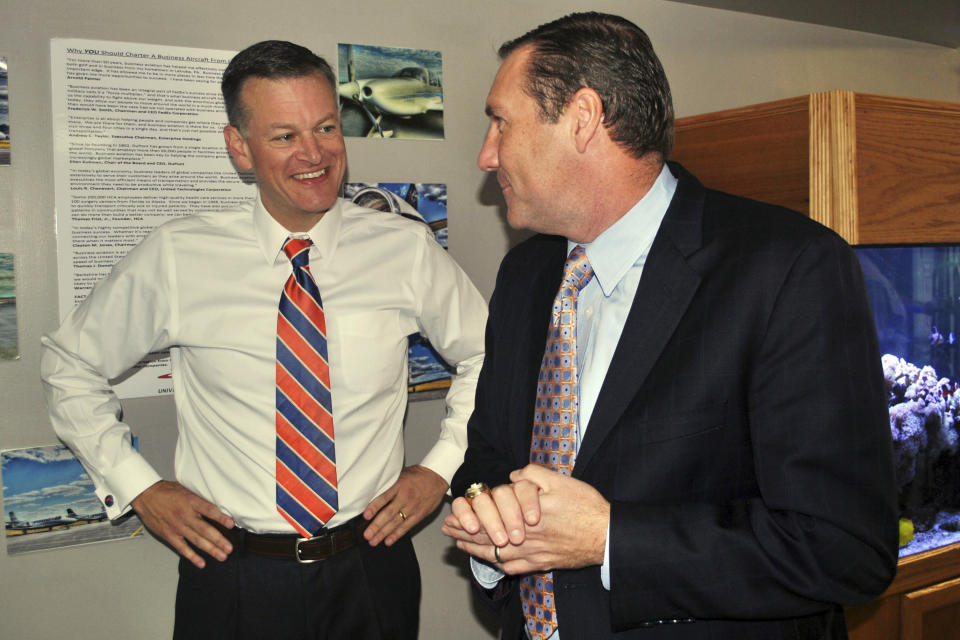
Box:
[0,0,957,637]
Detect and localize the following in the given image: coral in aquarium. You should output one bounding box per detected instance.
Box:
[884,354,960,533]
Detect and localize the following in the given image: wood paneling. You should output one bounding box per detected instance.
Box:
[671,96,810,214]
[672,91,960,245]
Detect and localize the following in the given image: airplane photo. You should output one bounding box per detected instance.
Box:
[337,43,444,139]
[343,182,452,396]
[5,509,81,532]
[2,444,142,555]
[0,252,16,360]
[344,182,447,246]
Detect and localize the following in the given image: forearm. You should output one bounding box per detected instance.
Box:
[415,236,488,484]
[40,231,173,516]
[40,332,163,516]
[609,495,894,626]
[419,351,484,484]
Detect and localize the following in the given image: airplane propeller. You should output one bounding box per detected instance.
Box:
[337,44,391,137]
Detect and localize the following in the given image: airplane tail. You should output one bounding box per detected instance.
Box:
[404,183,419,211]
[66,508,78,518]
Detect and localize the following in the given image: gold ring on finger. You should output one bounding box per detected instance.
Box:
[494,545,502,564]
[464,482,492,508]
[398,510,407,521]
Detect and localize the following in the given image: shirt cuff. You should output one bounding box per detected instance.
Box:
[601,518,611,590]
[471,555,506,589]
[101,453,163,519]
[469,522,609,591]
[418,437,465,487]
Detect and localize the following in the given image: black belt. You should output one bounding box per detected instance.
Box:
[213,515,369,563]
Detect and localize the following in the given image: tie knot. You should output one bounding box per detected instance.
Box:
[283,237,312,268]
[563,245,594,292]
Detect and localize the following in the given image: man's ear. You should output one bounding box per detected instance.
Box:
[569,87,605,154]
[224,125,254,171]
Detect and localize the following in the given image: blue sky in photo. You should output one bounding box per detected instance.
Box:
[2,445,104,522]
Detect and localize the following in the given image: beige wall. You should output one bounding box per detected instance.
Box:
[0,0,957,637]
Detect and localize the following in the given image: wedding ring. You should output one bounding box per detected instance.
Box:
[464,482,492,507]
[494,545,502,564]
[398,510,407,521]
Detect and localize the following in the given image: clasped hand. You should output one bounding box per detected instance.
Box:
[441,465,610,575]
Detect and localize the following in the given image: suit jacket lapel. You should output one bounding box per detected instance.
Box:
[511,237,568,466]
[575,164,706,475]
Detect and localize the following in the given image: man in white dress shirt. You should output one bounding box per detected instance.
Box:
[41,40,486,639]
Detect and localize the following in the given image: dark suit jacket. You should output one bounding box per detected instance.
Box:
[451,163,898,639]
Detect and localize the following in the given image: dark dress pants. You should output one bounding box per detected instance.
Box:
[173,535,420,640]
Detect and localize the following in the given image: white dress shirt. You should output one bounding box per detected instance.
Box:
[472,165,677,637]
[41,192,487,533]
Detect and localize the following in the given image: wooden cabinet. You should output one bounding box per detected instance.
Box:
[671,90,960,245]
[846,545,960,640]
[671,91,960,640]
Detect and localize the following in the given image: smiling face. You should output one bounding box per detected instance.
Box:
[224,73,346,232]
[477,47,574,236]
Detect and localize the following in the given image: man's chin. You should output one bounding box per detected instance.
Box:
[505,207,542,234]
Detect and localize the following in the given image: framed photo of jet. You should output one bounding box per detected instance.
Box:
[343,182,452,398]
[0,253,16,360]
[337,43,443,139]
[2,444,143,556]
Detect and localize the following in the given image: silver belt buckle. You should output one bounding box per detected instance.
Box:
[295,536,322,564]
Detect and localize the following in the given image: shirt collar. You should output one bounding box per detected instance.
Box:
[253,190,344,265]
[572,163,678,297]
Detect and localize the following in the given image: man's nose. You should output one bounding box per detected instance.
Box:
[477,129,499,172]
[300,135,323,163]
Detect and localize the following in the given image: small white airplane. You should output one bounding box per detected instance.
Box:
[338,45,443,138]
[66,507,108,522]
[6,510,77,530]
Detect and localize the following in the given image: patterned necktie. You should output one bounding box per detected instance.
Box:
[520,245,594,640]
[276,237,338,537]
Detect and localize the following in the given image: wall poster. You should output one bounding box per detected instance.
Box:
[2,444,143,555]
[0,253,15,360]
[50,38,254,398]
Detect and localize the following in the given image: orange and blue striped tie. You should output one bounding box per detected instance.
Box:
[520,244,594,640]
[276,237,337,537]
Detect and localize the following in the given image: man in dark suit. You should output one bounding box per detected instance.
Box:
[442,11,898,640]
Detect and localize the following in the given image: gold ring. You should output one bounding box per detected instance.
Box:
[464,482,492,508]
[493,545,502,564]
[398,510,407,521]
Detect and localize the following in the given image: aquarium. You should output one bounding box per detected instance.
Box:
[856,246,960,558]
